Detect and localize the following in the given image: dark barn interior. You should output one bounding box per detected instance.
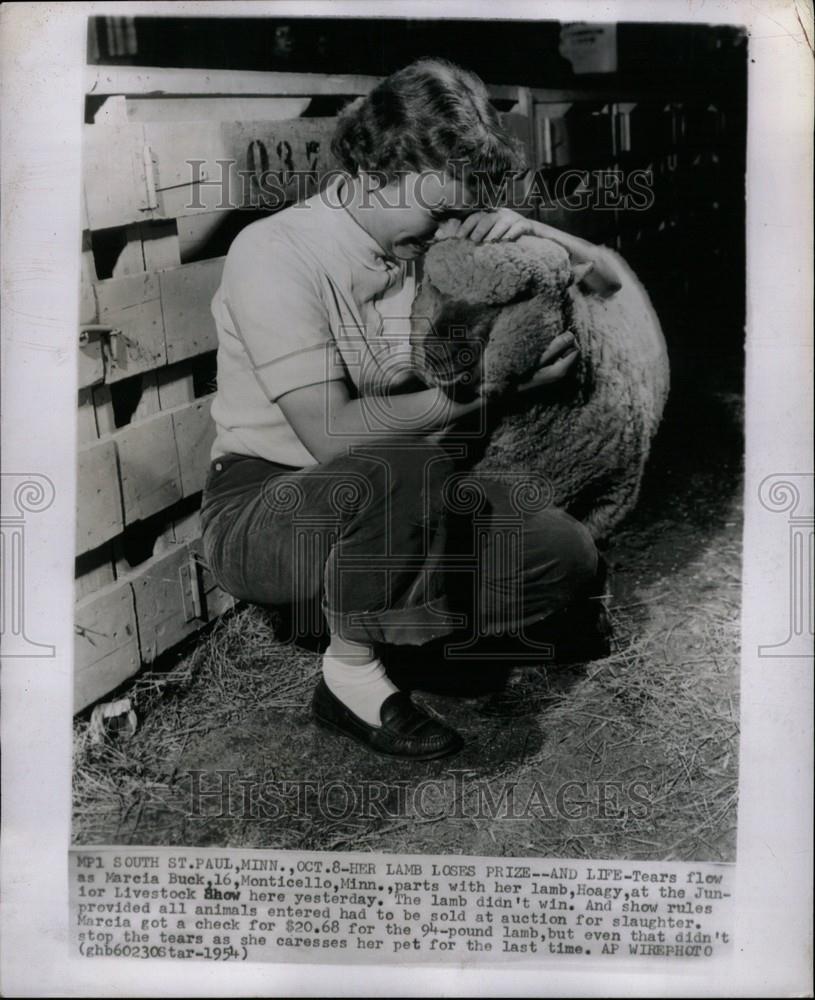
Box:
[75,17,746,859]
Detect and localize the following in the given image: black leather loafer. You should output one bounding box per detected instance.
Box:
[312,679,464,760]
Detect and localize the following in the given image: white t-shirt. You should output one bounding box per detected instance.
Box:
[210,175,418,467]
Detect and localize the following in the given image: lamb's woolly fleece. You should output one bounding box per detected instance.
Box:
[415,236,670,540]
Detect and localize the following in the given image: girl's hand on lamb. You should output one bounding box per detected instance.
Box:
[518,332,580,391]
[449,208,537,244]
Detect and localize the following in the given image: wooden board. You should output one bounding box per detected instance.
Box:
[128,542,201,664]
[78,337,105,390]
[95,271,166,383]
[141,221,181,272]
[75,393,217,555]
[83,259,224,387]
[76,439,122,555]
[172,509,202,544]
[131,371,161,422]
[90,384,116,437]
[190,538,237,621]
[74,581,140,712]
[160,257,223,363]
[83,122,152,230]
[85,65,380,98]
[77,389,98,445]
[73,530,237,710]
[75,544,116,601]
[116,409,182,522]
[172,397,216,497]
[80,249,98,324]
[145,118,339,220]
[122,96,312,123]
[156,366,196,409]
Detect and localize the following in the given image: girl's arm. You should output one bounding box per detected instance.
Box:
[442,210,623,298]
[277,330,579,463]
[277,379,482,462]
[525,220,623,297]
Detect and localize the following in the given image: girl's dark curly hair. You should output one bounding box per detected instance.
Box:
[331,58,527,202]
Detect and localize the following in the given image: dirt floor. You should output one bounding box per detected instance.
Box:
[73,362,743,862]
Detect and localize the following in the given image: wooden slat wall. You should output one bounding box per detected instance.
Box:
[76,84,378,711]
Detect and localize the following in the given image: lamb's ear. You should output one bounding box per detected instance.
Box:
[424,239,540,305]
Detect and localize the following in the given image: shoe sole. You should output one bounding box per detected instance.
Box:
[313,710,464,762]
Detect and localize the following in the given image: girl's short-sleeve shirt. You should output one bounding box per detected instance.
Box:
[209,175,418,468]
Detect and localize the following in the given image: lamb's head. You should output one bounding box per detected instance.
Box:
[410,235,580,400]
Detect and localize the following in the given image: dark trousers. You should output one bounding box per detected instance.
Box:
[200,442,600,650]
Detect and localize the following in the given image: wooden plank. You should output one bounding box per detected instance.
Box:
[78,336,105,390]
[75,543,116,600]
[132,371,160,422]
[85,67,681,108]
[145,118,338,219]
[95,271,166,383]
[85,64,523,104]
[85,65,381,98]
[128,542,201,663]
[76,439,123,556]
[83,258,224,387]
[534,102,574,167]
[124,96,312,123]
[157,365,196,409]
[91,384,116,437]
[111,224,147,278]
[176,211,252,264]
[80,249,98,325]
[160,257,223,364]
[117,409,182,522]
[73,529,237,710]
[172,396,216,497]
[83,122,152,229]
[74,580,140,712]
[172,509,202,544]
[190,538,237,620]
[77,389,98,445]
[142,221,181,272]
[74,393,216,552]
[123,534,236,665]
[93,94,128,125]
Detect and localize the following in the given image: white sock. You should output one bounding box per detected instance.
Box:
[322,642,398,728]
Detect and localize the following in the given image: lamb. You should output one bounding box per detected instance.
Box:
[409,235,670,542]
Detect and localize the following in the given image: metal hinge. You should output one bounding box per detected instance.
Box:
[79,325,126,368]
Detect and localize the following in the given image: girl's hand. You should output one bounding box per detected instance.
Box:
[443,208,537,244]
[517,332,580,392]
[425,331,579,444]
